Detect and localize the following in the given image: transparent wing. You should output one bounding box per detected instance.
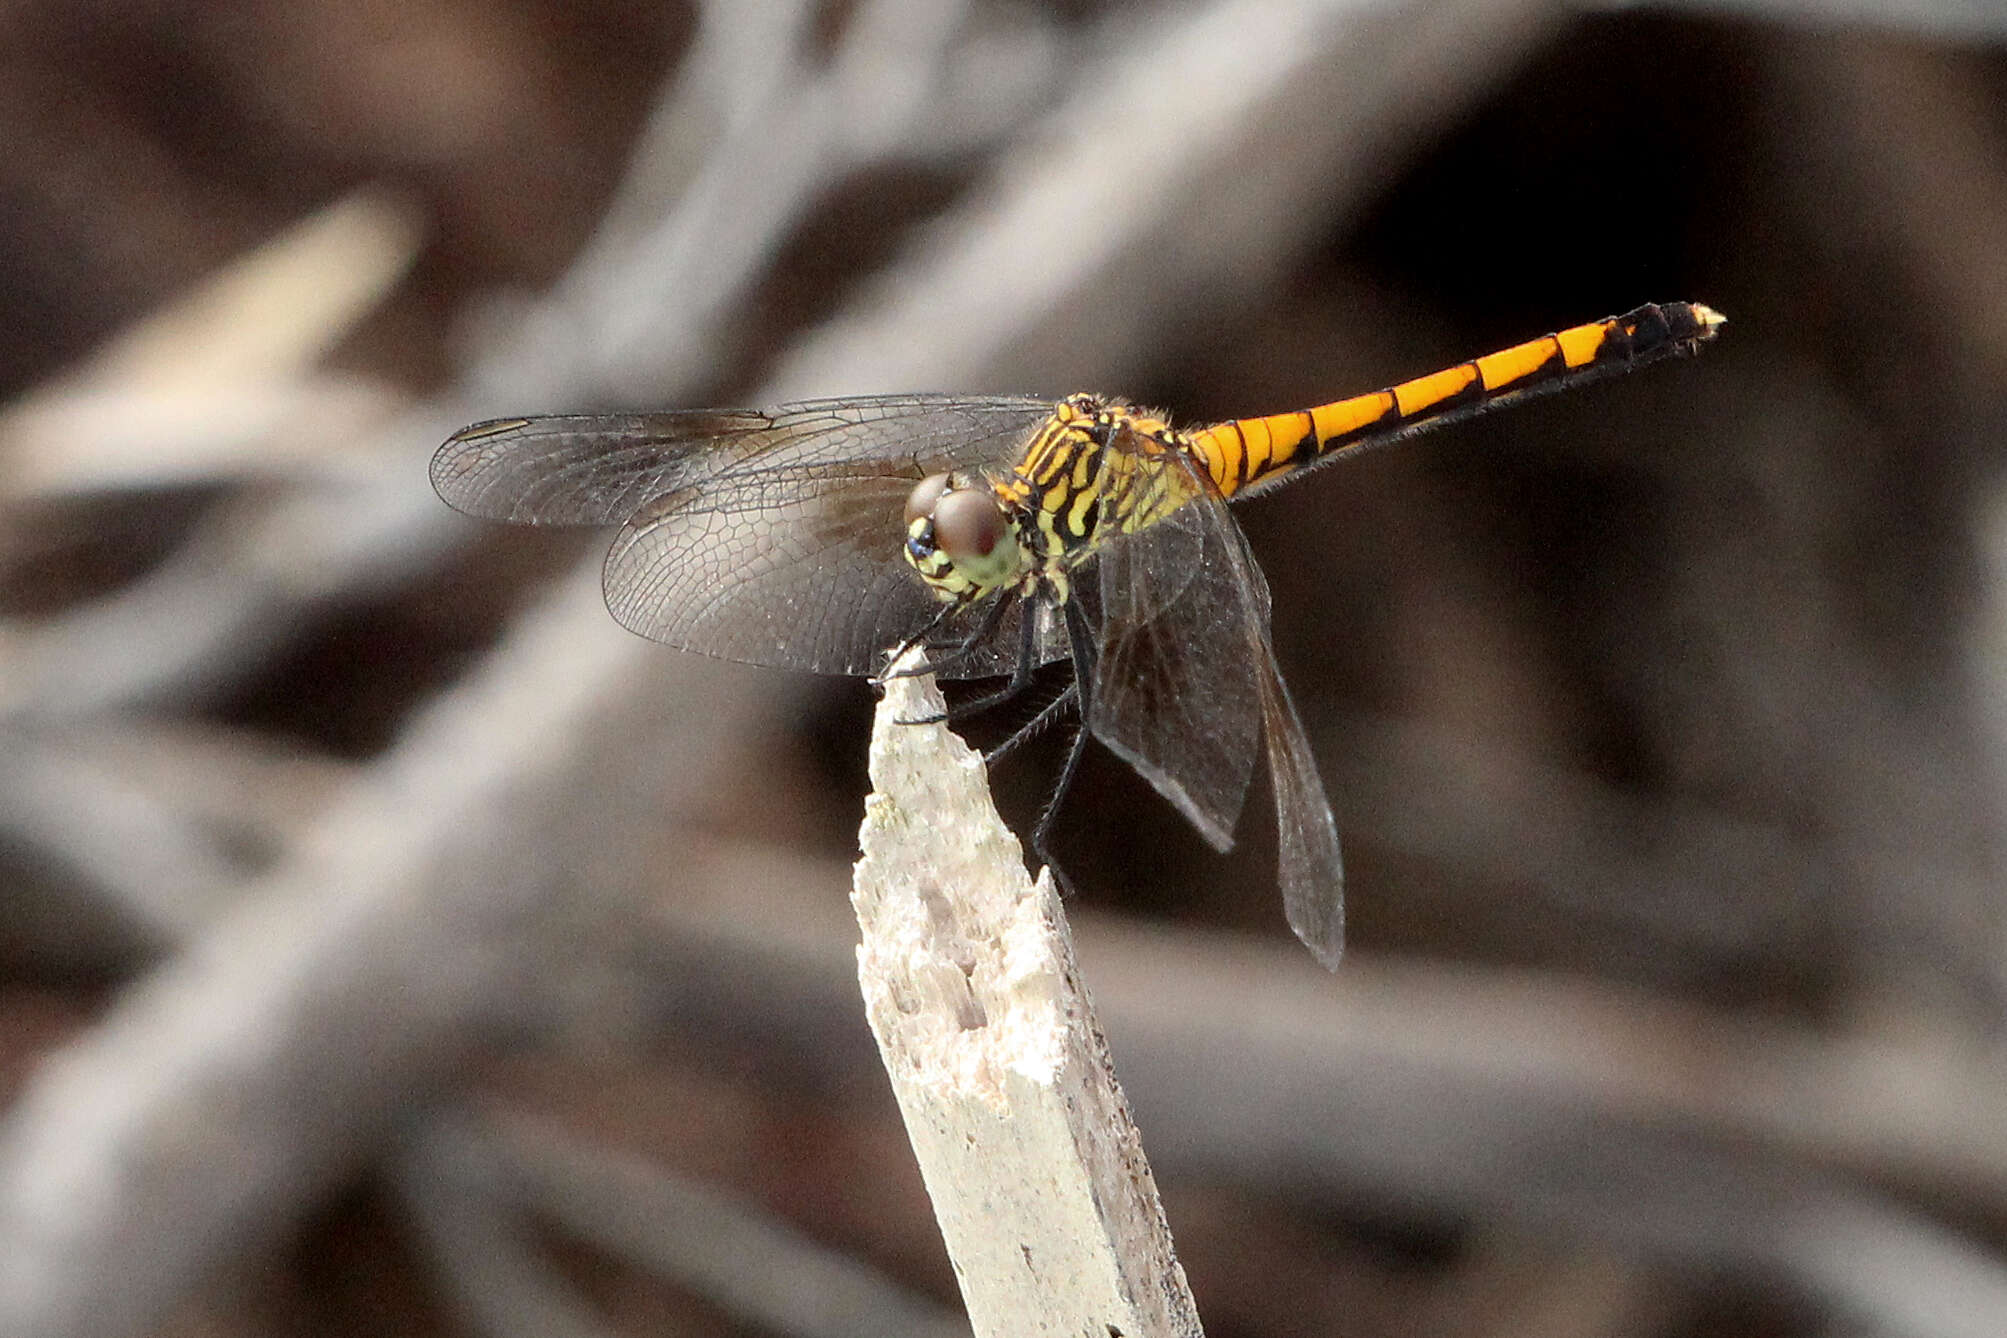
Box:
[1089,456,1345,966]
[432,395,1064,677]
[1089,483,1261,852]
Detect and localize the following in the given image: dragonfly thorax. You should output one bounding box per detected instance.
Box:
[900,393,1194,610]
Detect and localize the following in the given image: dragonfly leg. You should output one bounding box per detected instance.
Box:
[879,595,981,682]
[886,594,1024,726]
[982,678,1077,765]
[923,597,1049,726]
[915,594,1019,683]
[1027,598,1098,899]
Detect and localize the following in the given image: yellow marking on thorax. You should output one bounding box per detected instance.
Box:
[1001,401,1221,558]
[1017,421,1075,491]
[1066,476,1100,537]
[997,404,1110,560]
[1111,414,1202,530]
[1069,450,1095,498]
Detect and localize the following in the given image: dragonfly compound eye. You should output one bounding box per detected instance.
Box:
[904,472,951,526]
[929,487,1022,592]
[932,489,1007,559]
[900,474,1022,593]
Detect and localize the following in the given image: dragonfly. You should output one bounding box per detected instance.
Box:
[433,301,1723,968]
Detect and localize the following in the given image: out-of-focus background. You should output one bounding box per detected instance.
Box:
[2,1,2005,1335]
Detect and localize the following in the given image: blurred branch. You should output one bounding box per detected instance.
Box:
[0,731,246,948]
[464,1107,971,1338]
[0,188,420,500]
[0,566,770,1338]
[395,1114,622,1338]
[1728,37,2007,1001]
[1416,1239,1668,1338]
[772,0,1561,397]
[0,719,350,965]
[1331,710,1839,962]
[1600,0,2007,42]
[472,0,986,406]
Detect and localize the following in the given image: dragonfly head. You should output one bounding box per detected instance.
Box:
[903,472,1024,600]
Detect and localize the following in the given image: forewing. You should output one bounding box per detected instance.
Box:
[434,410,770,524]
[432,395,1062,677]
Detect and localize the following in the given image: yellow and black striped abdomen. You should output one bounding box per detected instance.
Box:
[1186,301,1724,499]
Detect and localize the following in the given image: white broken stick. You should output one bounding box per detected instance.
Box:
[851,663,1203,1338]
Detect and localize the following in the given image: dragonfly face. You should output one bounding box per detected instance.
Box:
[901,471,1030,603]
